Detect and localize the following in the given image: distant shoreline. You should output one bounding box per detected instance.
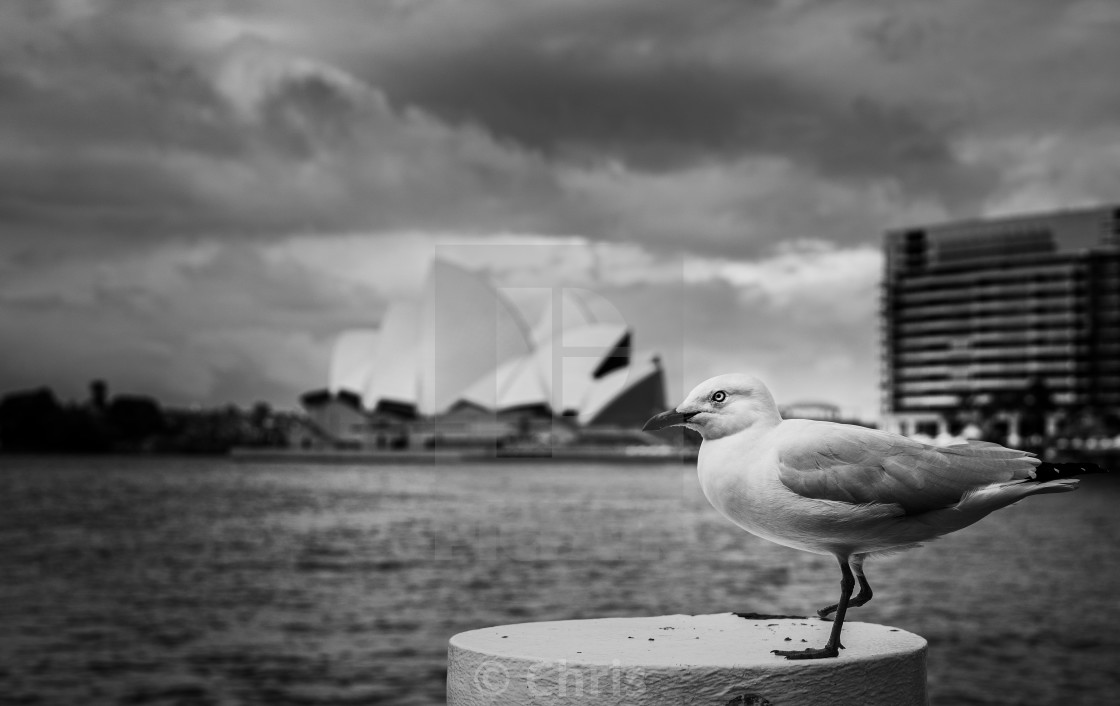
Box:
[3,446,1114,468]
[229,446,698,464]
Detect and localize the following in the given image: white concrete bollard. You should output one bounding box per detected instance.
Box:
[448,613,927,706]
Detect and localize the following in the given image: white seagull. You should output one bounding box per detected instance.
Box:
[643,373,1109,660]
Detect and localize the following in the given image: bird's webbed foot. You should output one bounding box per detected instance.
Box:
[771,643,842,660]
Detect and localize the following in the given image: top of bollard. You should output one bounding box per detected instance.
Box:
[450,613,926,669]
[449,614,928,706]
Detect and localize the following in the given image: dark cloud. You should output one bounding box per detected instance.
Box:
[3,0,1118,250]
[3,0,1111,253]
[2,0,1119,409]
[358,0,992,203]
[0,24,575,243]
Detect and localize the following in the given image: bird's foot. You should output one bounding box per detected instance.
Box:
[771,643,842,660]
[816,604,838,620]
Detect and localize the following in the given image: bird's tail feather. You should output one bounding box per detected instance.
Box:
[957,478,1079,514]
[1020,478,1080,495]
[1032,461,1110,483]
[913,474,1084,541]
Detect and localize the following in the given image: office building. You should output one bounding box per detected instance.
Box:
[881,204,1120,440]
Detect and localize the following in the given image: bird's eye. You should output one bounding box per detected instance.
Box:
[711,390,727,403]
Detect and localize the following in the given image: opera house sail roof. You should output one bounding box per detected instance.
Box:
[302,259,666,442]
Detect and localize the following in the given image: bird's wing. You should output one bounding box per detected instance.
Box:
[774,421,1039,514]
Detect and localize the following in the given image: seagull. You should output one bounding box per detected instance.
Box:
[643,373,1109,660]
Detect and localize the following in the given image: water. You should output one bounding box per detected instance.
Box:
[1,456,1119,705]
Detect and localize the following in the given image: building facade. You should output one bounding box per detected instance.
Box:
[881,205,1120,440]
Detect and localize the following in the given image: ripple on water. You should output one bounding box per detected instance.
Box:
[1,458,1119,705]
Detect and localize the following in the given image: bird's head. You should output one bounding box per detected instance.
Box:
[643,373,782,441]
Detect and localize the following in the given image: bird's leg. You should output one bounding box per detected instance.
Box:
[817,554,872,619]
[850,554,873,607]
[773,557,854,660]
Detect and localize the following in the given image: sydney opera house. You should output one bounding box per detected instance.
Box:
[300,260,668,453]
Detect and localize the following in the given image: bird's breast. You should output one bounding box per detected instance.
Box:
[697,436,882,555]
[697,439,781,533]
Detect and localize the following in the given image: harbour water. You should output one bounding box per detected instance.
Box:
[2,456,1119,705]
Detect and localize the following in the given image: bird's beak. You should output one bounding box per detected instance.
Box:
[642,409,696,431]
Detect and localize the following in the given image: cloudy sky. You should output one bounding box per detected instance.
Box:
[2,0,1119,417]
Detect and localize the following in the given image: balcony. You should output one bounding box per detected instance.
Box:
[895,280,1080,305]
[892,295,1081,322]
[896,310,1082,335]
[897,262,1082,292]
[894,360,1080,379]
[895,376,1079,394]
